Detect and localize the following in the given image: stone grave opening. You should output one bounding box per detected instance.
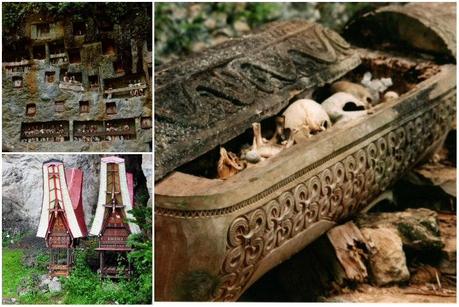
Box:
[68,48,81,64]
[12,76,23,88]
[33,44,46,60]
[79,101,90,114]
[54,100,65,113]
[26,103,36,117]
[35,23,50,37]
[73,21,86,36]
[20,121,70,142]
[102,38,116,55]
[45,71,56,83]
[89,75,99,89]
[105,102,117,115]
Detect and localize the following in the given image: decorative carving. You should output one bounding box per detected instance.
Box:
[212,94,455,301]
[157,23,353,129]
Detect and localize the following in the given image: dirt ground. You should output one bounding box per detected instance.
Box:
[325,284,456,303]
[324,212,456,303]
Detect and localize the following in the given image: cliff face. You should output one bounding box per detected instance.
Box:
[2,154,151,234]
[2,154,100,234]
[142,154,152,206]
[2,3,152,152]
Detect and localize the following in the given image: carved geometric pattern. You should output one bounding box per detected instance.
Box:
[155,92,455,219]
[157,22,354,129]
[212,93,455,301]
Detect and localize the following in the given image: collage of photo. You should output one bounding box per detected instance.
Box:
[2,1,458,305]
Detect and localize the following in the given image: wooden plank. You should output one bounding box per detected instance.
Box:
[327,222,371,282]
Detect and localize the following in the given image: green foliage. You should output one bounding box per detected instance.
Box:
[3,2,151,41]
[128,206,152,233]
[2,248,54,303]
[125,205,153,303]
[155,3,280,64]
[18,291,61,304]
[2,230,26,247]
[4,244,151,304]
[155,3,381,65]
[3,249,29,298]
[63,248,151,304]
[35,251,50,271]
[3,3,85,30]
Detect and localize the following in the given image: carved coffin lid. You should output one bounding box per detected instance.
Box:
[155,20,361,180]
[344,3,456,60]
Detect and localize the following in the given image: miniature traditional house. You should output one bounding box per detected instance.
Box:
[90,156,140,278]
[37,160,87,276]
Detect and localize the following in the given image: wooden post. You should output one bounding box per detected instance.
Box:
[100,251,104,279]
[128,252,131,278]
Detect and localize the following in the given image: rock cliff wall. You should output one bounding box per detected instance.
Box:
[2,154,151,234]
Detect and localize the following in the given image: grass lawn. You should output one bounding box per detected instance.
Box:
[2,248,30,298]
[2,248,62,304]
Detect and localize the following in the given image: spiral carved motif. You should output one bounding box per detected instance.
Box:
[213,94,455,301]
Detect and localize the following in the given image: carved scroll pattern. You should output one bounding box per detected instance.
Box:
[213,95,455,301]
[158,23,355,128]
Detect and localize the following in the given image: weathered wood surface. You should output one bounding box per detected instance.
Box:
[155,21,361,180]
[155,64,456,301]
[344,3,456,60]
[327,222,370,282]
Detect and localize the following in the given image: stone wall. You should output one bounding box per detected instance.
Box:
[3,9,152,152]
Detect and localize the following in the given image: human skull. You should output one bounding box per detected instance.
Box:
[321,92,368,124]
[330,81,373,107]
[282,99,331,141]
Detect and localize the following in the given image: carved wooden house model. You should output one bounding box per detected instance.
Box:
[37,160,87,276]
[90,156,140,278]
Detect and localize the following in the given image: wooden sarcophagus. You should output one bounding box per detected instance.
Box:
[37,160,87,276]
[90,156,140,278]
[155,3,456,301]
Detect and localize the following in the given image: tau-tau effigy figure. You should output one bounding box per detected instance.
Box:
[37,160,87,276]
[90,156,141,278]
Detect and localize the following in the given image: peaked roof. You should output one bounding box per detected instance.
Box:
[37,161,87,239]
[90,156,141,236]
[65,168,88,237]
